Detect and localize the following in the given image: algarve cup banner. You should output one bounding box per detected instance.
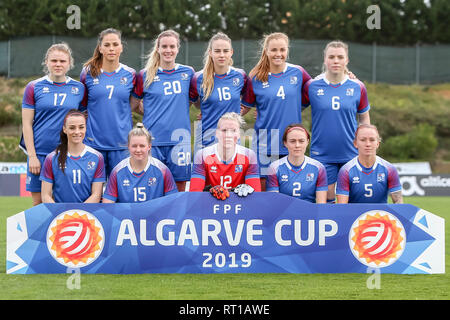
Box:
[6,193,445,274]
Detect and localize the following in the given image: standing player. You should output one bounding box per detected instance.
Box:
[303,41,371,203]
[336,124,403,204]
[242,32,311,189]
[190,32,251,153]
[266,124,328,203]
[132,30,194,192]
[190,112,261,199]
[80,28,139,177]
[102,123,178,203]
[21,43,84,206]
[40,110,105,203]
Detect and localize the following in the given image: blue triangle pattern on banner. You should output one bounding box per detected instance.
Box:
[418,216,428,228]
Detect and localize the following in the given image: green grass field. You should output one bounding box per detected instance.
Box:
[0,196,448,300]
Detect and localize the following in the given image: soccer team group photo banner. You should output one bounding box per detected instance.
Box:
[6,193,445,274]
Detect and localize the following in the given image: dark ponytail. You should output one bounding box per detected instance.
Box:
[56,109,87,174]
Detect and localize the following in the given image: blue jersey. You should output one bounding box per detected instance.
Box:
[133,64,194,146]
[243,63,311,156]
[103,157,177,203]
[303,76,370,163]
[266,156,328,203]
[80,64,136,150]
[20,76,84,155]
[40,146,106,203]
[190,67,251,146]
[336,156,401,203]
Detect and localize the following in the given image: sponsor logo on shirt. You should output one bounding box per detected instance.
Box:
[43,87,50,93]
[317,89,324,96]
[281,174,289,182]
[93,78,99,85]
[352,176,360,184]
[123,179,130,187]
[262,81,269,88]
[211,166,217,173]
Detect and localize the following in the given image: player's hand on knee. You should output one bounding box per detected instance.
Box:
[233,184,254,197]
[210,185,230,200]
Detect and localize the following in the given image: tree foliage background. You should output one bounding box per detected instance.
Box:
[0,0,449,44]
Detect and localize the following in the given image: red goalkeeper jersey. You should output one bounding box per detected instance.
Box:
[189,144,261,191]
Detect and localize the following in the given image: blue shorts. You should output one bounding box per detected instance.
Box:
[151,144,192,182]
[99,149,129,177]
[322,162,346,185]
[26,154,47,192]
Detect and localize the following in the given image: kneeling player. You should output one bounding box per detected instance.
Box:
[189,112,261,199]
[40,110,105,203]
[336,124,403,204]
[102,123,177,203]
[266,124,328,203]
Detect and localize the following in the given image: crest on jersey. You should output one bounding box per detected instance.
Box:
[71,87,79,95]
[349,210,406,268]
[181,73,189,81]
[233,78,240,86]
[87,161,96,170]
[148,177,157,186]
[290,76,298,84]
[235,165,243,173]
[120,77,128,85]
[306,173,314,181]
[346,88,354,96]
[377,173,385,182]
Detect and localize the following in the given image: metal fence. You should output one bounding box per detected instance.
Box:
[1,36,450,84]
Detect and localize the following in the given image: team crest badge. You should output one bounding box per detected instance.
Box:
[148,177,157,186]
[235,165,243,173]
[377,173,385,182]
[233,78,240,86]
[71,87,79,95]
[306,173,314,181]
[290,76,298,84]
[120,77,128,85]
[349,210,406,268]
[181,73,189,80]
[87,161,96,170]
[346,88,354,96]
[47,210,104,268]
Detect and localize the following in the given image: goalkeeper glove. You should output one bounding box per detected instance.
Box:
[209,185,230,200]
[233,184,254,197]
